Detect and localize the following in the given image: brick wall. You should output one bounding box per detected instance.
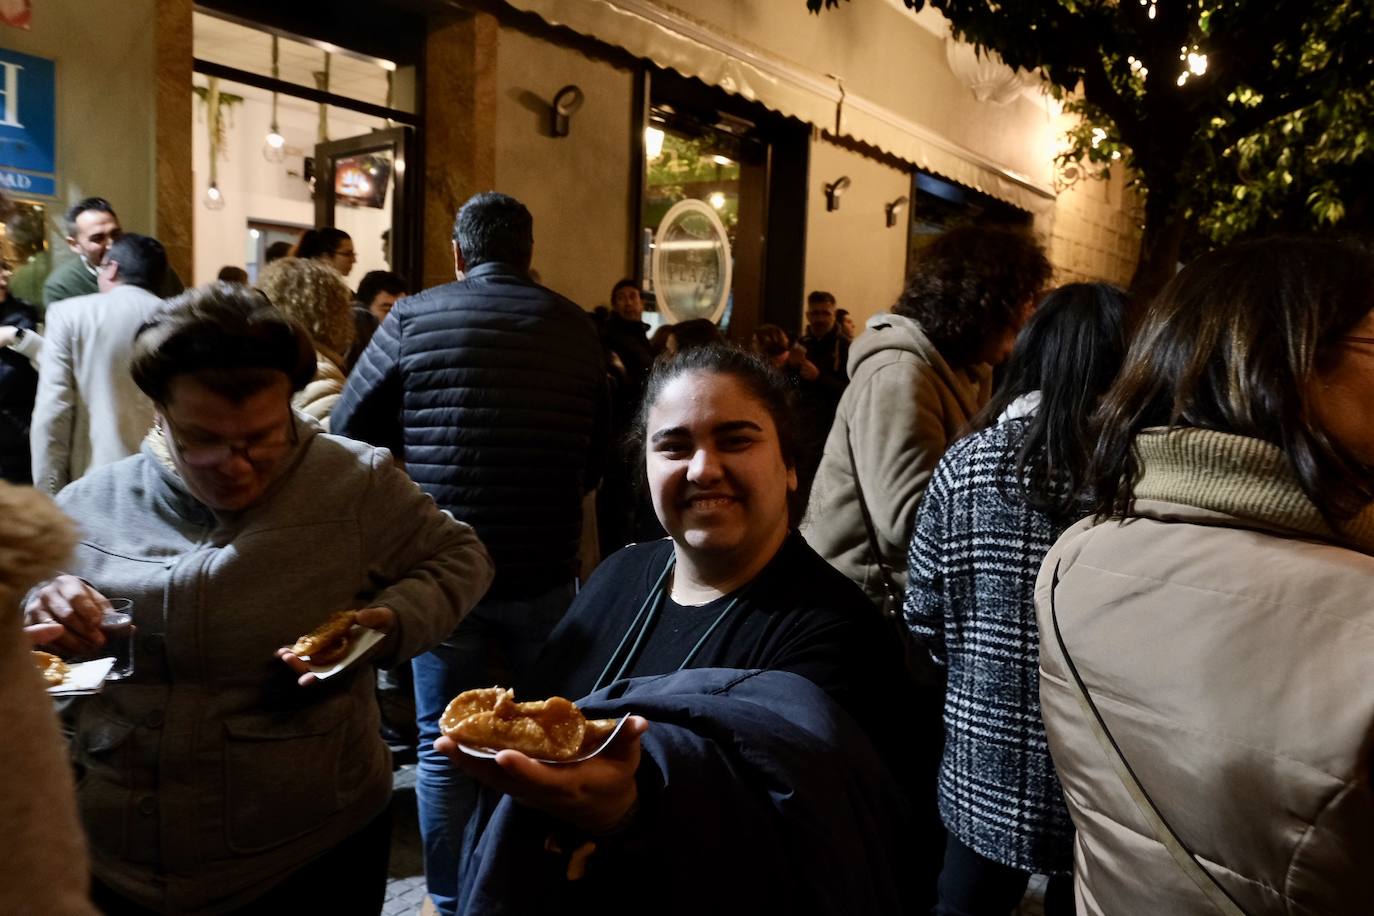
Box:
[1045,163,1144,288]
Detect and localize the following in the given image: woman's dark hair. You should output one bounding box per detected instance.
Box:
[628,343,804,521]
[970,282,1132,519]
[131,283,317,404]
[293,227,352,261]
[1090,236,1374,525]
[894,225,1051,367]
[668,318,724,353]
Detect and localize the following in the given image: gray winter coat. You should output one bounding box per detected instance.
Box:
[55,419,493,913]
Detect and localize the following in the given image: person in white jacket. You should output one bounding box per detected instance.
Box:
[29,234,168,494]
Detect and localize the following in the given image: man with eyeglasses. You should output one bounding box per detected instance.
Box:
[23,284,494,913]
[42,197,183,307]
[30,233,169,495]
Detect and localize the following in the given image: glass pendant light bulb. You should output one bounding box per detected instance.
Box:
[203,181,225,211]
[263,125,286,163]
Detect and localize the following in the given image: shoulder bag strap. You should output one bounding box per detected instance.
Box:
[1048,561,1247,915]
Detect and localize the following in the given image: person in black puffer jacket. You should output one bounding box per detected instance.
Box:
[332,191,609,916]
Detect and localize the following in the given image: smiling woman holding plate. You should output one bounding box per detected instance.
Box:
[440,345,923,915]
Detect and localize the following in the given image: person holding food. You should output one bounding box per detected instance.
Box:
[1037,238,1374,913]
[23,284,494,914]
[437,344,921,914]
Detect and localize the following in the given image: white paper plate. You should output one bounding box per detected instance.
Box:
[47,656,116,696]
[457,713,632,765]
[306,626,386,680]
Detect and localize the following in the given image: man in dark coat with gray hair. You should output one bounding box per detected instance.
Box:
[333,191,609,916]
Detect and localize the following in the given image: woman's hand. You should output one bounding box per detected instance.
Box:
[275,606,394,686]
[23,575,110,654]
[436,715,649,834]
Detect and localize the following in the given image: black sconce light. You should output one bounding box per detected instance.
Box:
[885,195,910,227]
[551,84,585,137]
[825,176,851,211]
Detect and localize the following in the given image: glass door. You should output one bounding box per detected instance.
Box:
[314,126,414,286]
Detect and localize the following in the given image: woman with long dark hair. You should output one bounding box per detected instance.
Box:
[906,282,1131,915]
[293,227,357,279]
[1037,238,1374,914]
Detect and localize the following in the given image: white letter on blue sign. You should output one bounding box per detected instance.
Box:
[0,63,23,129]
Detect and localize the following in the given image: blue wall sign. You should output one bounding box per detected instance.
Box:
[0,48,55,196]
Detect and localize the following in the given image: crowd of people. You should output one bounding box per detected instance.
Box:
[0,186,1371,916]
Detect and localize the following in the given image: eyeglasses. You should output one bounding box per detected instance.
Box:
[159,415,296,468]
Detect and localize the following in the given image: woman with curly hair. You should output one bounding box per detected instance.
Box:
[804,225,1051,613]
[802,225,1050,908]
[257,257,355,428]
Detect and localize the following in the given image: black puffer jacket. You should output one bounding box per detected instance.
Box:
[333,262,608,599]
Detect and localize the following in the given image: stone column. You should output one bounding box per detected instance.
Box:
[422,11,498,290]
[155,0,194,285]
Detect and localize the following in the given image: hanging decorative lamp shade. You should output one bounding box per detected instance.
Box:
[944,38,1030,106]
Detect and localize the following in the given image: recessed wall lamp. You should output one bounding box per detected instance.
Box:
[551,85,585,137]
[825,175,851,211]
[885,195,910,227]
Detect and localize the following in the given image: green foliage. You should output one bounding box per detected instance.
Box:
[809,0,1374,276]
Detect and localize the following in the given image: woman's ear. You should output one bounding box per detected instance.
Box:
[786,465,798,493]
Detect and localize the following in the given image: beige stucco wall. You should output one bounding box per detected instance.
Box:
[651,0,1056,190]
[803,135,910,329]
[493,23,637,310]
[2,1,160,251]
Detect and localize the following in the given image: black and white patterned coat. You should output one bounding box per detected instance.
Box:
[904,414,1075,875]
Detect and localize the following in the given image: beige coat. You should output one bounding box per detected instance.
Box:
[291,347,346,431]
[802,313,989,605]
[1036,428,1374,915]
[0,484,99,916]
[29,284,163,494]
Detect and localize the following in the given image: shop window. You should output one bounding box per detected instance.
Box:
[191,8,419,287]
[905,171,1031,282]
[637,69,808,342]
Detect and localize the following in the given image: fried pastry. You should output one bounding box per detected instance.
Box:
[291,610,357,664]
[33,650,69,687]
[440,687,592,761]
[438,686,513,736]
[578,717,620,755]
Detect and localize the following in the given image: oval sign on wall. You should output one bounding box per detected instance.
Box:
[650,198,733,325]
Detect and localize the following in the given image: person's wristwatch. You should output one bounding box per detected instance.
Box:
[12,327,25,344]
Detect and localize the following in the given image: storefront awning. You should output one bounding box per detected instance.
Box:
[500,0,1055,215]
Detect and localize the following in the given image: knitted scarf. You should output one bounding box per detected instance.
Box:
[1133,427,1374,555]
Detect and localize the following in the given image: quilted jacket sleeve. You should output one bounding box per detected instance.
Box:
[333,310,404,456]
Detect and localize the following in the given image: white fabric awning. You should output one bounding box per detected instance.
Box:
[499,0,1055,214]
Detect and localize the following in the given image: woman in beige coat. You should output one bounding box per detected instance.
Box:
[257,257,354,429]
[1036,237,1374,915]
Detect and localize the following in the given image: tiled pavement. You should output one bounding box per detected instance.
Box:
[383,765,431,916]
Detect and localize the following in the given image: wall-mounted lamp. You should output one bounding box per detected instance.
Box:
[551,84,585,137]
[825,175,851,211]
[885,195,910,228]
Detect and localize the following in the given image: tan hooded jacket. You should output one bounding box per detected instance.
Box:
[1036,428,1374,915]
[802,312,990,606]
